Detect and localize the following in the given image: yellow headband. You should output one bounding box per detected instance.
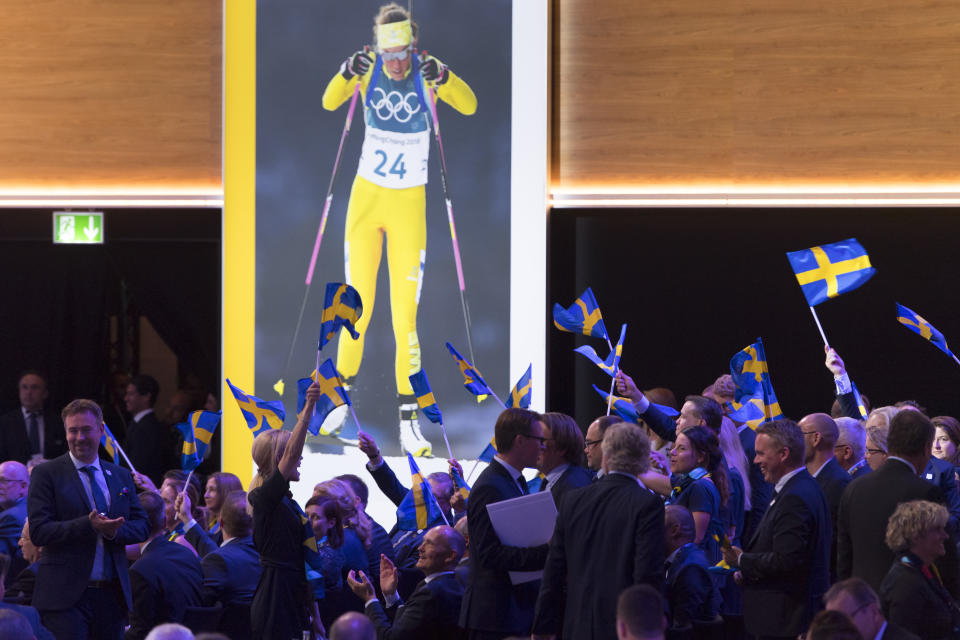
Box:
[377,20,412,49]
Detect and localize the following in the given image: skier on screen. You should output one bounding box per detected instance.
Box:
[321,3,476,456]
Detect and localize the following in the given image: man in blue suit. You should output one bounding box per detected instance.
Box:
[0,461,29,587]
[27,399,149,640]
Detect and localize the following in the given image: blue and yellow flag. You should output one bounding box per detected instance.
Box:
[574,324,627,377]
[100,423,121,464]
[318,282,363,350]
[850,382,869,420]
[226,379,286,437]
[786,238,875,307]
[553,287,609,340]
[729,339,783,428]
[451,467,471,504]
[445,342,493,397]
[505,365,532,409]
[477,436,497,463]
[297,359,352,436]
[527,473,547,494]
[409,369,443,424]
[397,453,444,531]
[592,384,640,423]
[896,302,956,359]
[176,410,221,471]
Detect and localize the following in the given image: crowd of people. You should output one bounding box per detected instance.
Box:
[2,341,960,640]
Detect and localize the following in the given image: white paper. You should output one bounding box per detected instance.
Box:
[486,490,557,584]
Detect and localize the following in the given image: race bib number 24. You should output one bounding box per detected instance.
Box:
[358,129,429,189]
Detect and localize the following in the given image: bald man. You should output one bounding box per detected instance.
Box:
[800,413,851,580]
[329,611,375,640]
[664,505,718,629]
[0,462,29,585]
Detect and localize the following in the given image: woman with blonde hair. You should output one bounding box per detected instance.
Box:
[249,382,323,640]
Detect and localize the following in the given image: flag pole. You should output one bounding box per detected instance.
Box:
[279,81,363,391]
[116,441,138,475]
[809,306,830,347]
[438,421,454,461]
[953,354,960,368]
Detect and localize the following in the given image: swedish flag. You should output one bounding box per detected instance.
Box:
[505,365,532,409]
[226,379,286,437]
[318,282,363,350]
[445,342,493,397]
[729,339,783,427]
[896,302,956,359]
[553,287,609,340]
[396,453,444,531]
[409,369,443,424]
[451,467,471,503]
[176,410,221,471]
[787,238,875,307]
[592,384,639,423]
[100,423,121,464]
[297,359,352,435]
[477,437,497,463]
[574,324,627,377]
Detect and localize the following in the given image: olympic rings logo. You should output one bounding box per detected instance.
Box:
[370,87,421,123]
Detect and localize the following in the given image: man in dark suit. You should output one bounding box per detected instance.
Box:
[347,525,466,640]
[0,462,29,586]
[837,409,958,595]
[122,375,169,487]
[536,413,593,506]
[28,399,150,640]
[0,372,67,465]
[825,578,919,640]
[460,408,549,640]
[126,491,203,640]
[663,505,719,629]
[801,412,852,581]
[532,422,664,640]
[200,490,260,607]
[722,419,830,640]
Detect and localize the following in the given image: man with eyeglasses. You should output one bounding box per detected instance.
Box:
[824,578,918,640]
[0,461,29,586]
[583,415,624,476]
[321,3,477,458]
[460,408,549,640]
[835,417,871,479]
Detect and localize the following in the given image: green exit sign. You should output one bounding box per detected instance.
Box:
[53,211,104,244]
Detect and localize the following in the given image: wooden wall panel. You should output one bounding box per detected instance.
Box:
[0,0,221,192]
[553,0,960,190]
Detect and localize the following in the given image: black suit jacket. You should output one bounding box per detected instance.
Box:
[0,408,66,464]
[459,459,548,635]
[123,411,170,486]
[879,556,960,640]
[666,543,720,628]
[127,537,204,640]
[533,473,665,640]
[924,456,960,537]
[546,464,593,508]
[814,457,852,580]
[28,454,149,612]
[837,458,951,594]
[365,572,466,640]
[739,468,830,638]
[739,425,773,543]
[201,535,261,607]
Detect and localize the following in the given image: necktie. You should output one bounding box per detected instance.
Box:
[518,475,529,495]
[27,412,41,455]
[537,473,548,492]
[81,465,114,579]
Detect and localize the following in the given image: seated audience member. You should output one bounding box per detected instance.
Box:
[722,419,831,640]
[583,415,625,474]
[143,624,194,640]
[201,472,243,537]
[6,520,39,605]
[0,608,37,640]
[453,516,469,587]
[835,417,870,479]
[932,416,960,485]
[0,554,52,640]
[537,412,593,505]
[533,422,664,640]
[805,609,864,640]
[0,462,29,585]
[838,410,958,595]
[329,611,376,640]
[825,577,919,640]
[665,426,728,563]
[200,490,260,607]
[663,505,719,629]
[880,500,960,639]
[616,584,667,640]
[127,491,204,640]
[347,525,466,640]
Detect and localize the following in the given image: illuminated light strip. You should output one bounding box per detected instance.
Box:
[0,194,223,208]
[550,192,960,208]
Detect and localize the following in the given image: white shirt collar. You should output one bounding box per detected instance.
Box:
[774,466,805,494]
[493,456,525,489]
[424,570,454,583]
[812,458,833,478]
[69,452,102,471]
[221,534,237,547]
[133,408,154,423]
[544,463,570,486]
